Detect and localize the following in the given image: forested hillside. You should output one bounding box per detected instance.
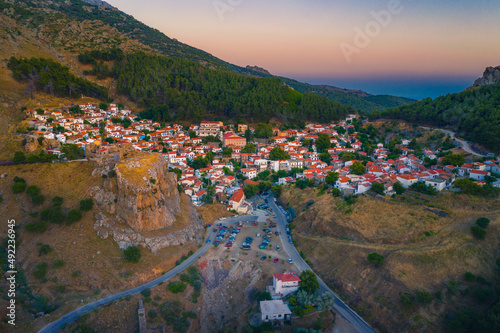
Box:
[83,51,353,123]
[8,57,109,100]
[3,0,414,112]
[373,83,500,152]
[279,77,416,112]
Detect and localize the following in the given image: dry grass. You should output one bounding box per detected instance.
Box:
[281,186,500,332]
[115,153,161,188]
[0,162,201,332]
[196,202,233,225]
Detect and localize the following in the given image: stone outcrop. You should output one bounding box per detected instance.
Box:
[90,148,204,252]
[114,153,180,232]
[474,66,500,87]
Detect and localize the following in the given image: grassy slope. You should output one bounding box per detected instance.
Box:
[0,162,201,332]
[281,187,499,332]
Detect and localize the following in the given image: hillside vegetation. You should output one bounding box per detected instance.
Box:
[0,161,201,332]
[374,82,500,152]
[4,0,414,113]
[281,186,500,332]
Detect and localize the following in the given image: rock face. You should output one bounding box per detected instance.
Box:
[114,153,180,232]
[89,149,204,252]
[474,66,500,87]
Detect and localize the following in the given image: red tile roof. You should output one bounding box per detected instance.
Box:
[273,272,301,282]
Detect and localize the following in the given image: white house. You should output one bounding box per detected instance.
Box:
[260,300,292,322]
[268,272,301,299]
[470,169,490,181]
[397,174,418,188]
[240,168,257,179]
[425,178,446,192]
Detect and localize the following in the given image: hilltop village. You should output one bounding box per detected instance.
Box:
[21,102,500,213]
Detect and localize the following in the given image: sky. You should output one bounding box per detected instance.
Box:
[106,0,500,99]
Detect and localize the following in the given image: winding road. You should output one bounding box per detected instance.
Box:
[421,127,486,157]
[39,199,372,333]
[266,194,375,333]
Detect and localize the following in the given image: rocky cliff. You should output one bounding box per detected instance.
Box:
[473,65,500,87]
[89,148,204,252]
[114,153,180,232]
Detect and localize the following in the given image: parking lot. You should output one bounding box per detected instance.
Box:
[207,214,294,267]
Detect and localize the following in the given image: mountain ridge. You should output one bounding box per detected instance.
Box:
[15,0,413,112]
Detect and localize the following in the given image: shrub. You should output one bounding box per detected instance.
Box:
[148,309,158,318]
[54,285,66,293]
[38,244,53,256]
[32,194,45,205]
[141,288,151,297]
[79,198,94,211]
[66,209,82,224]
[13,176,26,183]
[394,182,406,195]
[400,292,415,307]
[124,246,141,263]
[475,217,490,229]
[299,270,320,293]
[33,263,48,279]
[367,252,385,267]
[168,281,187,294]
[416,291,432,304]
[40,208,52,221]
[474,288,493,303]
[13,151,26,164]
[25,221,47,233]
[464,272,476,282]
[26,185,41,196]
[471,226,486,240]
[53,260,65,268]
[12,182,26,193]
[49,208,65,224]
[52,196,64,206]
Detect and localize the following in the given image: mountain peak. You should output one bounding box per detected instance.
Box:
[245,65,271,75]
[473,65,500,87]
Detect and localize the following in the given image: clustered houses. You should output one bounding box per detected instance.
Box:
[23,107,500,209]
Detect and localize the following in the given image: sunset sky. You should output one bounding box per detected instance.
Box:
[106,0,500,99]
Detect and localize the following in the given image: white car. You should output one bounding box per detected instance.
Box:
[288,258,293,264]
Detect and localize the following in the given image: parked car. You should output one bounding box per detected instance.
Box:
[288,258,293,264]
[260,256,267,260]
[225,242,233,247]
[206,239,211,243]
[206,224,212,227]
[253,221,257,225]
[259,245,267,249]
[276,246,280,252]
[273,258,279,263]
[275,231,279,236]
[263,229,271,233]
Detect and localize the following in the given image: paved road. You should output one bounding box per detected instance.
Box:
[38,216,257,333]
[421,127,486,157]
[266,194,375,333]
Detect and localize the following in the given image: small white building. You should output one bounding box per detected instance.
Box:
[397,174,418,188]
[272,272,301,298]
[260,300,292,322]
[470,169,490,181]
[425,178,446,192]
